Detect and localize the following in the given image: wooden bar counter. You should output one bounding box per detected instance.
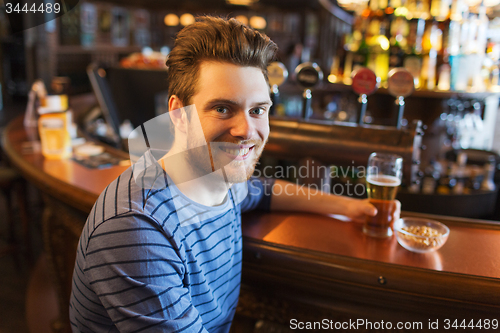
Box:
[3,115,500,332]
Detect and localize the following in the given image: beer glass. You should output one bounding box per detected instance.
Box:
[363,152,403,238]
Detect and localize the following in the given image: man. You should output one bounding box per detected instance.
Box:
[70,16,378,333]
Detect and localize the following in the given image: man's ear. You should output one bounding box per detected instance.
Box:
[169,95,188,134]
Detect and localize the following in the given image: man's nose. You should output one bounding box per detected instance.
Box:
[229,112,255,140]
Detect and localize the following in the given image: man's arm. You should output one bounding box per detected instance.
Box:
[78,214,209,333]
[269,179,378,223]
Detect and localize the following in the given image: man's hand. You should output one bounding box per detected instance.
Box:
[392,200,401,222]
[270,179,401,223]
[344,199,401,224]
[343,198,378,223]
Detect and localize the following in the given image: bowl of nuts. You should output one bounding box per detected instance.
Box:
[394,218,450,253]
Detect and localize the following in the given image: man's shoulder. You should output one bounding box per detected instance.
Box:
[95,167,142,211]
[89,167,176,229]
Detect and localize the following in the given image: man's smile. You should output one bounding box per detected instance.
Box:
[218,144,255,161]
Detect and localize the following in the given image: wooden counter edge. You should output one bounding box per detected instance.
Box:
[241,235,500,309]
[2,117,98,213]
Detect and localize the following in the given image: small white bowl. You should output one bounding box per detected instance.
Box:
[394,218,450,253]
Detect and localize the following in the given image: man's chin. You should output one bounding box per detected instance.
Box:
[223,161,256,183]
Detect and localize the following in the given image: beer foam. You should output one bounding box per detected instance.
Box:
[367,175,401,187]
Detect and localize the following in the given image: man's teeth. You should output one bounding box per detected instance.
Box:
[221,147,250,156]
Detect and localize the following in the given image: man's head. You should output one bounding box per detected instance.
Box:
[166,15,278,106]
[166,16,278,184]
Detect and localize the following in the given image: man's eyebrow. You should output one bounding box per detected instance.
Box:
[205,98,239,107]
[204,98,273,107]
[254,100,273,106]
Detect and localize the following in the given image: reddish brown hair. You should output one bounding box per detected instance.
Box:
[166,16,278,106]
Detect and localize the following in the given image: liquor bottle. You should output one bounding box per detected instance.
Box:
[406,0,418,18]
[419,0,431,20]
[421,159,440,194]
[388,17,406,71]
[470,4,489,92]
[430,0,440,17]
[420,21,433,89]
[404,19,425,88]
[367,19,390,81]
[457,9,472,91]
[436,17,450,90]
[448,0,465,91]
[344,15,371,78]
[452,151,467,194]
[389,38,405,71]
[342,31,355,81]
[437,63,451,90]
[352,33,370,73]
[480,156,497,191]
[370,0,380,12]
[486,42,500,89]
[405,47,423,88]
[447,164,458,193]
[432,0,451,22]
[428,22,442,90]
[466,165,482,193]
[436,162,456,194]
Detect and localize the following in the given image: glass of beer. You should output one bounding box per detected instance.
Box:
[363,152,403,238]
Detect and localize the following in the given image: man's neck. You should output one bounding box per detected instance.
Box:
[159,150,230,207]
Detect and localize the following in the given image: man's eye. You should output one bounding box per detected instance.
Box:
[215,107,229,114]
[250,108,266,115]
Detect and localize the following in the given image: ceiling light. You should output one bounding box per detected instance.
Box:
[180,13,195,26]
[249,16,266,30]
[164,14,179,26]
[235,15,249,25]
[226,0,258,6]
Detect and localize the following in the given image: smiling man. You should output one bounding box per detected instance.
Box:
[162,61,272,206]
[70,16,378,333]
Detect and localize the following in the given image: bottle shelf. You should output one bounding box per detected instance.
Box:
[56,45,142,54]
[279,81,500,99]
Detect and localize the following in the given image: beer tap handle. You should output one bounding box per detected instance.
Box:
[351,68,378,126]
[295,62,323,121]
[267,62,288,116]
[396,96,405,129]
[387,68,414,130]
[302,89,312,119]
[270,84,280,116]
[358,93,368,125]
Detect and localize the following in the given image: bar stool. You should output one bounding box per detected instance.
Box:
[0,165,31,266]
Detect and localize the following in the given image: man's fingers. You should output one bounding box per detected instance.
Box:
[365,200,378,216]
[394,200,401,210]
[393,200,402,219]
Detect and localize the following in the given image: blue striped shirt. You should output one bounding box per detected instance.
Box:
[69,164,273,333]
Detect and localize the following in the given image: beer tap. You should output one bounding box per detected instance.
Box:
[387,68,414,130]
[295,62,323,120]
[267,62,288,116]
[351,68,378,125]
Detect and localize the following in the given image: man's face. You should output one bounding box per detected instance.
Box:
[187,61,271,183]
